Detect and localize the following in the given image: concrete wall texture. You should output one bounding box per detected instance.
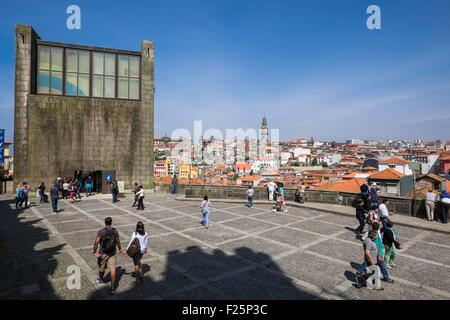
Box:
[14,25,154,189]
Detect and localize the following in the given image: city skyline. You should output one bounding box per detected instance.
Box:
[1,0,450,142]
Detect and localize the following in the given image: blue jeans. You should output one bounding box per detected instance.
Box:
[357,258,390,280]
[172,184,178,194]
[51,197,58,213]
[202,211,209,227]
[112,193,117,203]
[86,187,91,197]
[380,217,388,231]
[247,196,254,207]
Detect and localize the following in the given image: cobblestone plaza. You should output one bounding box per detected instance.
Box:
[1,194,449,300]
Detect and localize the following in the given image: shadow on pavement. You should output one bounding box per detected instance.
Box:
[89,245,322,300]
[0,198,65,299]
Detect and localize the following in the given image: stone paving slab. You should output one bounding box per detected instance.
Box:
[258,227,323,248]
[289,220,346,235]
[221,217,275,233]
[402,241,450,266]
[183,224,245,245]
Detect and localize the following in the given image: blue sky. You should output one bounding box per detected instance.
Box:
[1,0,450,142]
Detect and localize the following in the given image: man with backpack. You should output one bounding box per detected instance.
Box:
[93,217,125,295]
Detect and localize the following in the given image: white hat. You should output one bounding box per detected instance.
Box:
[371,182,377,187]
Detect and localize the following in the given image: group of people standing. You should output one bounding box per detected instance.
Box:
[425,188,450,224]
[48,176,93,213]
[15,182,30,209]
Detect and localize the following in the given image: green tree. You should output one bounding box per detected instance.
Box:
[311,158,318,166]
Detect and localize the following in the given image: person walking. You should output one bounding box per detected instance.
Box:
[369,183,380,209]
[200,195,212,229]
[171,175,178,195]
[372,222,394,283]
[356,227,394,288]
[69,182,76,203]
[22,182,30,208]
[246,186,255,208]
[132,183,139,207]
[356,230,381,289]
[136,186,145,210]
[38,182,46,204]
[62,180,69,200]
[85,176,92,197]
[50,182,60,214]
[268,181,275,201]
[15,184,23,209]
[278,183,288,213]
[378,199,390,231]
[74,178,82,200]
[425,189,436,221]
[360,182,370,210]
[93,217,125,295]
[439,190,450,224]
[355,198,367,234]
[126,221,148,282]
[383,221,402,268]
[112,181,119,203]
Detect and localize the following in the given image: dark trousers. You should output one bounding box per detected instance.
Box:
[171,184,178,194]
[15,197,21,209]
[441,203,449,224]
[356,214,366,233]
[51,197,58,213]
[23,194,29,207]
[132,195,138,207]
[112,192,118,203]
[137,197,144,210]
[247,196,254,207]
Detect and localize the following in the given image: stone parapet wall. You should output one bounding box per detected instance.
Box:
[154,183,441,219]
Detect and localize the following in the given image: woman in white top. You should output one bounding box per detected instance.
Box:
[63,181,70,200]
[126,221,148,281]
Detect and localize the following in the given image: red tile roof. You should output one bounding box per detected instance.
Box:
[379,157,409,164]
[369,168,405,181]
[319,179,366,193]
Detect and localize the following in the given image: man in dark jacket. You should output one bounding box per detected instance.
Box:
[132,183,139,207]
[382,221,402,268]
[355,198,367,234]
[50,182,60,214]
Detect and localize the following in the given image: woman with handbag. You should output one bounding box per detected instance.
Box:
[126,221,148,282]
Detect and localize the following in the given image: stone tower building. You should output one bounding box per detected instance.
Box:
[14,25,154,191]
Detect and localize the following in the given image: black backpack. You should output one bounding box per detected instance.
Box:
[101,228,117,255]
